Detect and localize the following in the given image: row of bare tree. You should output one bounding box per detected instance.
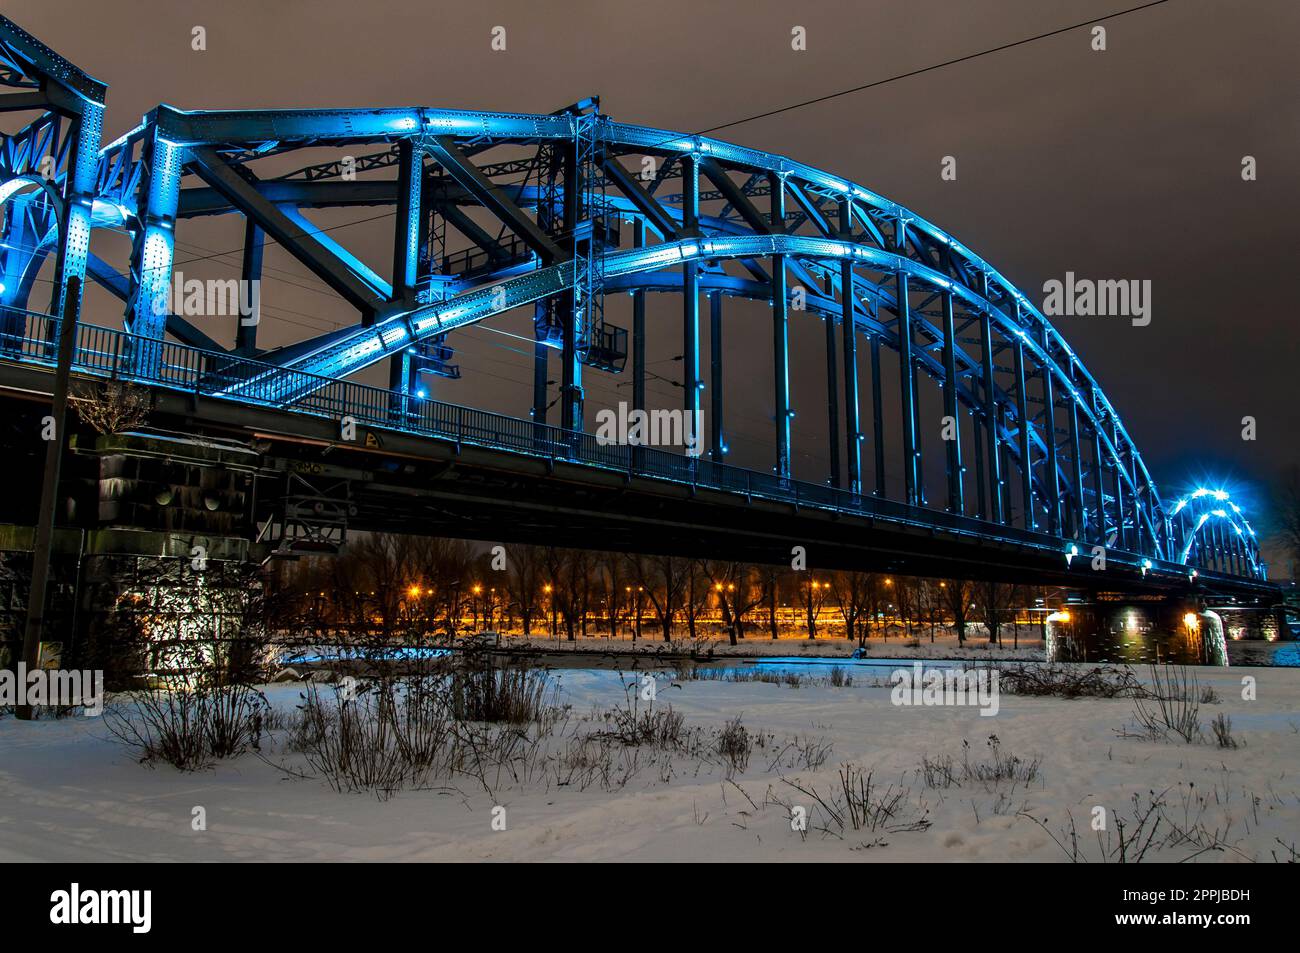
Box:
[277,534,1042,647]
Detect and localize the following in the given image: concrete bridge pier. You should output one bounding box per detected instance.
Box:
[1046,593,1229,666]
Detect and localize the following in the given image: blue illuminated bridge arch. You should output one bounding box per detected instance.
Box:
[0,13,1269,591]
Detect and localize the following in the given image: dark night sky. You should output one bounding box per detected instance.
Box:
[8,0,1299,568]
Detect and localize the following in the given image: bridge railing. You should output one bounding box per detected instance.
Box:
[0,310,1060,551]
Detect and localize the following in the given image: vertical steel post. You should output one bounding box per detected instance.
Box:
[682,157,700,428]
[940,292,963,514]
[532,334,548,425]
[824,275,840,488]
[870,334,885,497]
[1090,423,1106,544]
[1013,336,1034,529]
[840,262,861,495]
[632,220,646,416]
[47,102,101,331]
[896,273,918,506]
[560,142,583,432]
[1066,373,1086,540]
[1111,429,1127,550]
[980,309,1003,523]
[237,219,264,357]
[771,175,790,480]
[129,129,183,375]
[391,139,421,303]
[388,139,422,399]
[1041,365,1061,536]
[999,442,1013,522]
[1129,455,1144,556]
[709,290,724,462]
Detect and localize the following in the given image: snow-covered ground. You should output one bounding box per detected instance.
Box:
[2,663,1297,862]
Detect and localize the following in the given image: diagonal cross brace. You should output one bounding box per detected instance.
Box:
[190,146,392,321]
[420,136,564,264]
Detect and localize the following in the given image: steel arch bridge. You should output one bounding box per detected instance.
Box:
[0,15,1272,595]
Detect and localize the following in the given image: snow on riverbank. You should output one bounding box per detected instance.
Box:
[2,664,1297,862]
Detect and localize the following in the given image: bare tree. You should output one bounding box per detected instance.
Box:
[703,561,763,645]
[759,566,784,640]
[940,579,975,645]
[71,380,150,434]
[504,544,547,636]
[595,550,626,639]
[682,559,711,640]
[825,571,870,646]
[800,574,831,639]
[1273,466,1300,574]
[975,579,1013,644]
[630,554,689,642]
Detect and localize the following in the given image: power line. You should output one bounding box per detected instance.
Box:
[693,0,1173,137]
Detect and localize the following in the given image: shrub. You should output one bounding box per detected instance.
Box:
[106,676,267,770]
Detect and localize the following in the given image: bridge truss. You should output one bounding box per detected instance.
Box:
[0,14,1269,591]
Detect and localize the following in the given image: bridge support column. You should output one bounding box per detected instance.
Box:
[709,290,724,462]
[840,259,861,496]
[940,293,963,514]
